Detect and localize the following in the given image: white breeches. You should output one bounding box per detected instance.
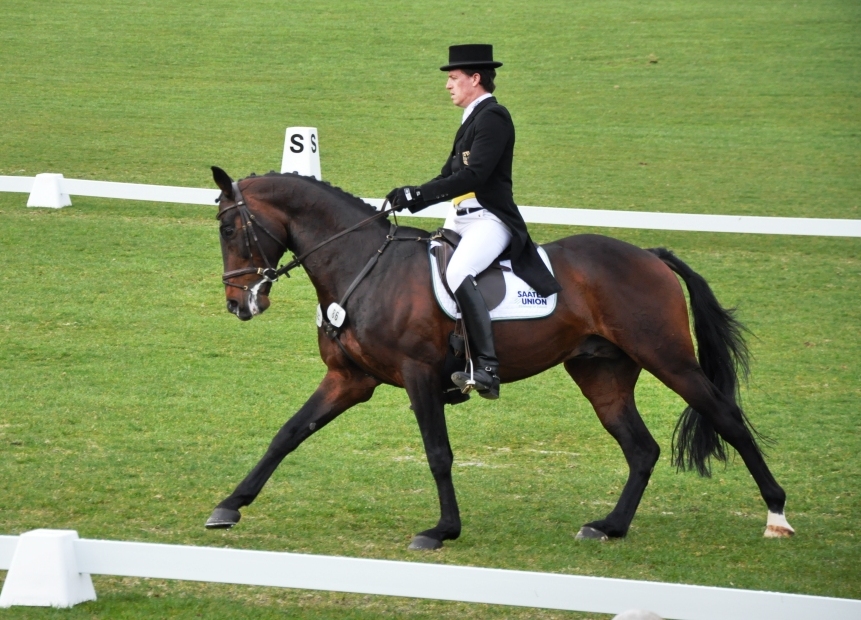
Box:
[443,208,513,292]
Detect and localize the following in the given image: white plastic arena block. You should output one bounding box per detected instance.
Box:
[281,126,321,179]
[613,610,663,620]
[26,173,72,208]
[0,529,96,608]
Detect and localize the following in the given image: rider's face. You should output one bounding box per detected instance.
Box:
[446,70,485,108]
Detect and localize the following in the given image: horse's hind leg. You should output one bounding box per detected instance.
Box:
[656,366,793,538]
[565,355,659,540]
[205,365,379,529]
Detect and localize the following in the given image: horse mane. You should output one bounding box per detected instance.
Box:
[243,171,380,217]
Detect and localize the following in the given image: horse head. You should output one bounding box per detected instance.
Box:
[212,166,288,321]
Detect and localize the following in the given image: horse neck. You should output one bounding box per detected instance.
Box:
[270,178,389,302]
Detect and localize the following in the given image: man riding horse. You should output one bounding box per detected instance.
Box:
[204,43,795,544]
[388,44,562,400]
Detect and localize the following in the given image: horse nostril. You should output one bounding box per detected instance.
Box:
[226,299,239,314]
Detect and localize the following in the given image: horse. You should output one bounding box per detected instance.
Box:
[205,166,795,549]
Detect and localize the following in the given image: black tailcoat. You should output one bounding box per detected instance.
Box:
[411,97,562,297]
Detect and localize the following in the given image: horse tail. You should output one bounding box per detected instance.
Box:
[647,247,764,477]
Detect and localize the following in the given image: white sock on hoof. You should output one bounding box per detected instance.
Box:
[764,510,795,537]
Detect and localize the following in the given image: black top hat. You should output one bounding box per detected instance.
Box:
[440,44,503,71]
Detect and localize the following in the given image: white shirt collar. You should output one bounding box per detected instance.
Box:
[461,93,493,124]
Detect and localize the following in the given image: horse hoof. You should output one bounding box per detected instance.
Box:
[764,525,795,538]
[205,507,241,529]
[575,526,609,541]
[408,535,443,550]
[764,511,795,538]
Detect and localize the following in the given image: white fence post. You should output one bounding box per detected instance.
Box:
[0,530,96,608]
[27,173,72,208]
[280,127,321,179]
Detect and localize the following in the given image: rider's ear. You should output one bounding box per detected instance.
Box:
[211,166,234,200]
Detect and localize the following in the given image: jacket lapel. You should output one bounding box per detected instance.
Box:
[453,96,497,144]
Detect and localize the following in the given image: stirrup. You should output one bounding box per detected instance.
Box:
[451,360,499,400]
[452,359,477,394]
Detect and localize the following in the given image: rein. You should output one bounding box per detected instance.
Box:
[218,180,399,290]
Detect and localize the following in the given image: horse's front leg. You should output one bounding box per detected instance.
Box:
[403,363,461,550]
[205,365,379,528]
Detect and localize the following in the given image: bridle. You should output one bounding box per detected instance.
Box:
[215,177,431,368]
[217,181,285,290]
[216,180,397,292]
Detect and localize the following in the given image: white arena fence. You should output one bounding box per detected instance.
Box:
[1,530,859,618]
[1,174,860,237]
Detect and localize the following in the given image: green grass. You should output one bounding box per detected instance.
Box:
[1,0,859,618]
[1,200,858,618]
[2,1,858,218]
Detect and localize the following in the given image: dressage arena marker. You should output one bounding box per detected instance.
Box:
[1,531,859,618]
[280,126,321,180]
[1,175,859,237]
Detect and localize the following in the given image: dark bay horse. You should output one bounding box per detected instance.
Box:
[205,167,795,549]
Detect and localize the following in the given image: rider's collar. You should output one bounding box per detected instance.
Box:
[461,93,493,124]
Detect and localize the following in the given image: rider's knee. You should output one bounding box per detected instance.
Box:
[445,264,473,292]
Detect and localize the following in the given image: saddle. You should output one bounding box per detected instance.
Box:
[430,228,510,310]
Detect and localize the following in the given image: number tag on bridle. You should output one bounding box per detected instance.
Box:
[315,304,323,328]
[327,303,346,327]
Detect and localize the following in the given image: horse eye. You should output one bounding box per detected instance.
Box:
[220,225,235,238]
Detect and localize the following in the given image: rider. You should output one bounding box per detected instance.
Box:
[388,44,562,400]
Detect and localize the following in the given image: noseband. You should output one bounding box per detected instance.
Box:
[216,180,396,292]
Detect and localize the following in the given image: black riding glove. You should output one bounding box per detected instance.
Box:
[386,186,423,212]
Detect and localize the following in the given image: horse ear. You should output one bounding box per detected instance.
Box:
[211,166,234,200]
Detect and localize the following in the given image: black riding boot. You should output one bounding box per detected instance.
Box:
[451,277,500,400]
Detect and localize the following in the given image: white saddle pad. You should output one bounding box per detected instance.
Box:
[429,244,558,321]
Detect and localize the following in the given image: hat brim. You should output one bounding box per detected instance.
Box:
[440,60,503,71]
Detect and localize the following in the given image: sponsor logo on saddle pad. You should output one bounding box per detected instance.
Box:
[518,290,549,305]
[429,245,557,321]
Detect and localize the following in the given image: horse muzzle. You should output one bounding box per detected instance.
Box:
[226,281,271,320]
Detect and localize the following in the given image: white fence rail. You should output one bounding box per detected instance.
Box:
[0,175,218,206]
[1,531,859,619]
[0,536,16,567]
[2,175,860,237]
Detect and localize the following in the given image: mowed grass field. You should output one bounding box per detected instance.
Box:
[1,1,859,618]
